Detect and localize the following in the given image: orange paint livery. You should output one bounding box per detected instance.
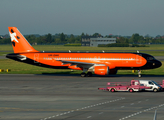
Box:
[6,27,162,77]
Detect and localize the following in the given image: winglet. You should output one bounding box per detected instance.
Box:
[8,27,39,53]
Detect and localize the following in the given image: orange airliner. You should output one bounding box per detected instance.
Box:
[6,27,162,77]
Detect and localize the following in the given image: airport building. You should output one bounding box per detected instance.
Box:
[81,36,116,47]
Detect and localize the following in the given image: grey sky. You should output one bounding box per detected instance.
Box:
[0,0,164,36]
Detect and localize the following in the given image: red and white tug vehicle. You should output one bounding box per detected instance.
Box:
[98,80,148,92]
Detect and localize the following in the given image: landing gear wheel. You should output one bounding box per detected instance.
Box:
[138,70,141,78]
[129,89,133,93]
[87,72,92,77]
[110,88,115,92]
[81,72,86,77]
[153,88,158,92]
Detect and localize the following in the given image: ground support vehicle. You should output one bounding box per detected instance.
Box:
[98,80,148,92]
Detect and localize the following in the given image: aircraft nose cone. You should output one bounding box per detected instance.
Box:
[154,60,162,68]
[151,60,162,69]
[144,60,162,69]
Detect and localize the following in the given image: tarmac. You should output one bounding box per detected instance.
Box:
[0,74,164,120]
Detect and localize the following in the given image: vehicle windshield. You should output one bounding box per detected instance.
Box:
[152,81,158,85]
[152,81,161,87]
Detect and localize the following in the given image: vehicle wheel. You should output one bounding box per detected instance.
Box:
[81,72,86,77]
[129,89,133,93]
[110,88,115,92]
[153,88,158,92]
[87,72,92,77]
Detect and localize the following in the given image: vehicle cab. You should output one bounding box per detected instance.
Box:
[139,80,162,92]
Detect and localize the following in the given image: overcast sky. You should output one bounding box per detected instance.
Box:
[1,0,164,36]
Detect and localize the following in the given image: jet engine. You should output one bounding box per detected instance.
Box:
[94,66,109,75]
[94,66,117,75]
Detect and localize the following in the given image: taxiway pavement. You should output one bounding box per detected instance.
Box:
[0,74,164,120]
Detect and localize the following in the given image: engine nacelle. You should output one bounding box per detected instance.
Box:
[94,66,109,75]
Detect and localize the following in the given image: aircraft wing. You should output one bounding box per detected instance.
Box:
[57,60,94,67]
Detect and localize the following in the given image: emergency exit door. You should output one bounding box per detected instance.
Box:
[34,54,39,63]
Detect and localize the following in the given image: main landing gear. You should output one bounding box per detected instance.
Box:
[81,72,92,77]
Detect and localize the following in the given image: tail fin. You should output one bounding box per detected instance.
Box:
[8,27,39,53]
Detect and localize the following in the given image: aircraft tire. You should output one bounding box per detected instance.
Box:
[81,72,86,77]
[87,72,92,77]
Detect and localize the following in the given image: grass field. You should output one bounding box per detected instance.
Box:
[1,44,164,56]
[0,44,164,75]
[1,44,164,51]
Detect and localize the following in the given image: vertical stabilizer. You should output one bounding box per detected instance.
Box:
[8,27,39,53]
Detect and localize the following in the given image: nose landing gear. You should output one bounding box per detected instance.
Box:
[138,70,141,78]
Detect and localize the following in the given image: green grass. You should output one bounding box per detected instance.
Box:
[117,66,164,75]
[1,44,164,55]
[0,59,163,75]
[0,59,81,74]
[0,45,13,51]
[1,44,164,51]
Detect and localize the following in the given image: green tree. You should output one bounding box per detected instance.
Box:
[117,37,129,43]
[92,33,101,37]
[46,33,52,43]
[68,34,75,43]
[25,35,37,44]
[81,32,85,36]
[55,38,61,44]
[60,33,65,43]
[130,33,140,43]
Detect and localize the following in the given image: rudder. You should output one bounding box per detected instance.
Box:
[8,27,39,53]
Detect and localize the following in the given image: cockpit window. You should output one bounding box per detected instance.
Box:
[139,53,156,61]
[147,57,154,60]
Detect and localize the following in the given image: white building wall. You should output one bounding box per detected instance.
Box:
[90,38,116,47]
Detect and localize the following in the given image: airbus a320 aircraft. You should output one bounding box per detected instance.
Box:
[6,27,162,77]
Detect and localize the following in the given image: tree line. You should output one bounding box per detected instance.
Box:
[0,33,164,45]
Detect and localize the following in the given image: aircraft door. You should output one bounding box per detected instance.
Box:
[136,54,142,64]
[34,53,39,63]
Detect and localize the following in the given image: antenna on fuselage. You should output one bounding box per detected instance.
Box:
[137,50,139,53]
[69,50,71,53]
[102,50,105,53]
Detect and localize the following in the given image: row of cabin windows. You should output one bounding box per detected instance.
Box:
[43,57,136,60]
